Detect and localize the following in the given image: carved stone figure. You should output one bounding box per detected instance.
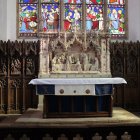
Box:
[76,58,82,71]
[80,53,89,71]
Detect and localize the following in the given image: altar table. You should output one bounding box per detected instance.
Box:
[29,77,126,118]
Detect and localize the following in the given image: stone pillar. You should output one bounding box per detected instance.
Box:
[37,95,44,110]
[39,37,50,77]
[38,37,50,110]
[106,38,111,74]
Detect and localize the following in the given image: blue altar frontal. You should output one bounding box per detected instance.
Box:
[29,78,127,118]
[35,84,113,95]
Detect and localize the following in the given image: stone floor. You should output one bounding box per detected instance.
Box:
[0,108,140,140]
[0,107,139,128]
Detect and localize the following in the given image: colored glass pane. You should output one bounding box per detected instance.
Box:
[19,0,38,3]
[108,0,125,5]
[41,4,59,32]
[64,4,82,31]
[108,5,125,34]
[17,0,127,38]
[64,0,82,4]
[86,5,104,31]
[86,0,103,4]
[41,0,59,3]
[19,4,38,33]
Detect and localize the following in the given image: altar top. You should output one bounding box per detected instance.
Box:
[29,77,127,85]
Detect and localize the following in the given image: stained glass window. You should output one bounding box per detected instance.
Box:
[64,3,82,31]
[41,3,59,32]
[18,0,38,37]
[17,0,128,38]
[107,0,125,37]
[19,0,38,3]
[86,4,104,31]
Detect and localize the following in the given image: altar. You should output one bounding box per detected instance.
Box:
[29,77,126,118]
[31,25,128,118]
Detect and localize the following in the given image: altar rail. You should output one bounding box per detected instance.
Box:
[0,40,140,114]
[0,129,138,140]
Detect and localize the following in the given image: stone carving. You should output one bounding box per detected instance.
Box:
[51,52,100,72]
[39,32,111,77]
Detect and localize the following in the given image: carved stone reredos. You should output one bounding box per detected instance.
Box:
[39,32,111,78]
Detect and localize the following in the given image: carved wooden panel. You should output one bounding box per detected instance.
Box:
[110,41,140,111]
[0,39,140,114]
[0,40,39,114]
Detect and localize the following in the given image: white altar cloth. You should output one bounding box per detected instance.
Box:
[29,77,127,85]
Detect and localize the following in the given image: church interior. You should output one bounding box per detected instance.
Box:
[0,0,140,140]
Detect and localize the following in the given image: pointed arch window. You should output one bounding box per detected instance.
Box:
[17,0,127,38]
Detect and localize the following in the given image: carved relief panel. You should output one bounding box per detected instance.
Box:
[39,32,111,78]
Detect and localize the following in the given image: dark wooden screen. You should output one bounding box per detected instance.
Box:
[0,40,140,114]
[110,41,140,111]
[0,40,39,114]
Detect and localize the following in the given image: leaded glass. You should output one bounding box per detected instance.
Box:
[17,0,128,38]
[19,0,38,3]
[19,4,38,35]
[108,0,125,5]
[64,4,82,31]
[64,0,82,4]
[41,4,59,32]
[86,0,103,4]
[41,0,59,3]
[86,5,104,31]
[108,5,125,35]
